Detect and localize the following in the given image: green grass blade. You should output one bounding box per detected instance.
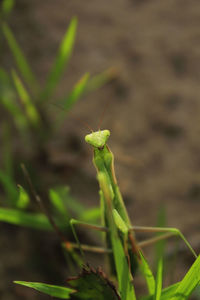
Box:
[80,207,101,222]
[63,72,90,111]
[49,188,69,220]
[86,67,118,93]
[171,254,200,300]
[12,70,41,127]
[1,0,15,16]
[0,68,29,131]
[154,258,163,300]
[14,281,75,299]
[139,252,155,296]
[2,122,13,179]
[0,207,66,230]
[141,283,179,300]
[41,17,77,101]
[16,185,30,209]
[56,73,90,127]
[2,23,39,90]
[0,170,18,205]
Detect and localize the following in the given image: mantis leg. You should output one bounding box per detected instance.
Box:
[130,226,197,258]
[70,218,108,257]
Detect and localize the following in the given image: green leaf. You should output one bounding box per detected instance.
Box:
[139,252,155,296]
[16,185,30,209]
[0,68,28,131]
[171,254,200,300]
[86,67,118,93]
[80,207,101,222]
[14,281,75,299]
[2,23,39,90]
[1,0,15,16]
[12,70,41,127]
[62,72,90,111]
[41,17,78,101]
[141,283,179,300]
[49,188,69,220]
[0,170,18,205]
[56,73,90,128]
[0,207,66,230]
[154,258,163,300]
[67,265,120,300]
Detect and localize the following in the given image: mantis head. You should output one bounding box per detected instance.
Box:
[85,130,110,149]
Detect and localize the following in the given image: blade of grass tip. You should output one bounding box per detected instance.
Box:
[49,188,69,220]
[16,185,30,209]
[41,17,78,102]
[171,254,200,300]
[14,281,75,299]
[139,252,156,296]
[2,23,39,91]
[154,258,163,300]
[56,72,89,129]
[12,70,41,127]
[86,67,118,93]
[1,0,15,16]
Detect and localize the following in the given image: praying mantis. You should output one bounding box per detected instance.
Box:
[67,129,197,300]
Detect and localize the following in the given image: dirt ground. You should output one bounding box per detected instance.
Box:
[1,0,200,299]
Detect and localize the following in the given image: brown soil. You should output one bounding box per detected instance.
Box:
[1,0,200,299]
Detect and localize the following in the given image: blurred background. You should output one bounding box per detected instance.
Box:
[1,0,200,299]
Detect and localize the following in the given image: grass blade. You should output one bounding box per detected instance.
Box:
[2,23,39,90]
[171,254,200,300]
[139,252,156,296]
[0,207,66,230]
[154,258,163,300]
[62,72,90,111]
[14,281,75,299]
[86,67,118,93]
[1,0,15,16]
[56,73,90,128]
[0,170,18,205]
[12,70,41,127]
[41,17,77,101]
[141,283,179,300]
[16,185,30,209]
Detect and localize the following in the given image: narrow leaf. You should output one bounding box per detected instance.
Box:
[14,281,75,299]
[0,207,66,230]
[2,23,39,90]
[12,70,41,127]
[1,0,15,16]
[171,254,200,300]
[63,72,90,111]
[139,252,155,296]
[86,67,118,93]
[41,17,77,101]
[0,170,18,205]
[56,73,90,127]
[16,185,30,209]
[154,258,163,300]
